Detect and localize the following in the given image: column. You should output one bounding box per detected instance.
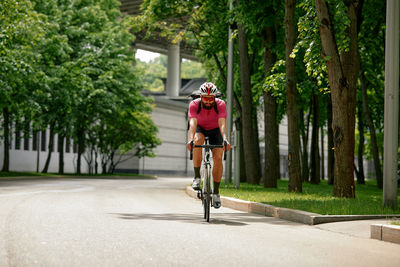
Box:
[383,0,399,209]
[166,43,181,97]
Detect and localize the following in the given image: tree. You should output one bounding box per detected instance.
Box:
[358,0,385,188]
[315,0,360,198]
[31,0,73,174]
[285,0,302,192]
[310,87,320,184]
[355,90,365,184]
[134,0,265,183]
[0,0,46,171]
[296,0,332,185]
[262,24,280,188]
[2,0,162,175]
[236,22,260,184]
[260,1,285,188]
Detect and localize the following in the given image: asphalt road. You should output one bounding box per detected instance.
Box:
[0,177,399,267]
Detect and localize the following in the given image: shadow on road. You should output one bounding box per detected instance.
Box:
[110,212,301,227]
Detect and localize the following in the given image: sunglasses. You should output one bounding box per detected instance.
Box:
[201,96,215,101]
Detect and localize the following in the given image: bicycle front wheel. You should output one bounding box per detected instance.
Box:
[204,165,211,222]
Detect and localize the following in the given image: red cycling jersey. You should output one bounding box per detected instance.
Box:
[188,98,227,130]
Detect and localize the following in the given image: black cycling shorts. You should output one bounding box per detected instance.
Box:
[196,126,223,146]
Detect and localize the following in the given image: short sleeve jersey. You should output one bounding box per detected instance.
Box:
[188,98,227,130]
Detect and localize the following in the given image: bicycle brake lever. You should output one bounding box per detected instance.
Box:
[223,140,227,161]
[190,140,194,160]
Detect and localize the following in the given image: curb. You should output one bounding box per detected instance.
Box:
[371,224,400,244]
[185,186,400,225]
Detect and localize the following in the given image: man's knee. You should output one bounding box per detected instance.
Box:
[212,149,223,162]
[194,133,205,145]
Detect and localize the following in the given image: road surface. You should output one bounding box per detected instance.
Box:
[0,177,399,266]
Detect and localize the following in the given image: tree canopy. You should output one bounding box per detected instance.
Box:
[1,0,161,174]
[133,0,390,199]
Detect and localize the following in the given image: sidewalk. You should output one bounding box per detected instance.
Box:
[185,186,400,244]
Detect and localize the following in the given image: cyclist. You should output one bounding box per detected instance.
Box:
[186,82,231,208]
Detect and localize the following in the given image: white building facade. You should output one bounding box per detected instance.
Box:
[0,127,89,173]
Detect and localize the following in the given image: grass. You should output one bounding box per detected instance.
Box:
[220,179,400,216]
[391,219,400,226]
[0,171,155,179]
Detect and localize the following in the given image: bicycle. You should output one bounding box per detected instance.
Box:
[190,137,227,222]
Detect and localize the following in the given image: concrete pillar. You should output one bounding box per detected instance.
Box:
[225,0,234,184]
[383,0,399,209]
[166,43,181,97]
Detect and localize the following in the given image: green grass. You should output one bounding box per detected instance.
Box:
[220,179,400,215]
[391,221,400,226]
[0,171,155,179]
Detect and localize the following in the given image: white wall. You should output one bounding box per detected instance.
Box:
[139,101,190,175]
[0,127,91,173]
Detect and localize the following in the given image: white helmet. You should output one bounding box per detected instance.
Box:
[199,82,218,96]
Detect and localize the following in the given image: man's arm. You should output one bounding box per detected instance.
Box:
[186,118,198,150]
[218,118,231,151]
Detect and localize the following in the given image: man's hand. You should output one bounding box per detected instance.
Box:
[223,140,231,151]
[186,140,194,151]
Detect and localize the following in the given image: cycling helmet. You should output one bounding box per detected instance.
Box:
[199,82,218,96]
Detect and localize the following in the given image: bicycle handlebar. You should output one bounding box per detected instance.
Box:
[194,144,223,148]
[189,141,227,160]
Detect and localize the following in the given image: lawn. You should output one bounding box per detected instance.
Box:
[220,179,400,215]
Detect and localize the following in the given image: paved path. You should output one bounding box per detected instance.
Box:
[0,177,399,267]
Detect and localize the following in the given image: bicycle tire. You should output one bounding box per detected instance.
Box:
[206,165,211,222]
[202,191,207,220]
[202,167,207,220]
[203,165,211,222]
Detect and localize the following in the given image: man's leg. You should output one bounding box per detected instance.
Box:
[211,148,223,208]
[212,148,223,188]
[192,133,204,190]
[193,133,204,168]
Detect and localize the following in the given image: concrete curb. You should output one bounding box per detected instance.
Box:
[185,186,400,225]
[371,224,400,244]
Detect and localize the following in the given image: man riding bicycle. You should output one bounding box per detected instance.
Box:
[186,82,231,208]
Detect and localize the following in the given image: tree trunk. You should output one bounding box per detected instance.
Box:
[315,0,359,198]
[95,151,98,174]
[310,90,320,184]
[264,92,280,187]
[234,118,247,182]
[360,70,382,188]
[58,135,64,174]
[285,0,302,192]
[253,112,262,182]
[237,23,259,184]
[2,108,10,172]
[327,95,334,185]
[300,103,311,182]
[320,122,325,180]
[77,127,85,174]
[239,124,247,182]
[356,96,365,184]
[102,155,107,174]
[262,25,280,188]
[108,151,115,174]
[42,124,55,173]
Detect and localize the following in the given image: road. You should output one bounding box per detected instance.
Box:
[0,177,399,267]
